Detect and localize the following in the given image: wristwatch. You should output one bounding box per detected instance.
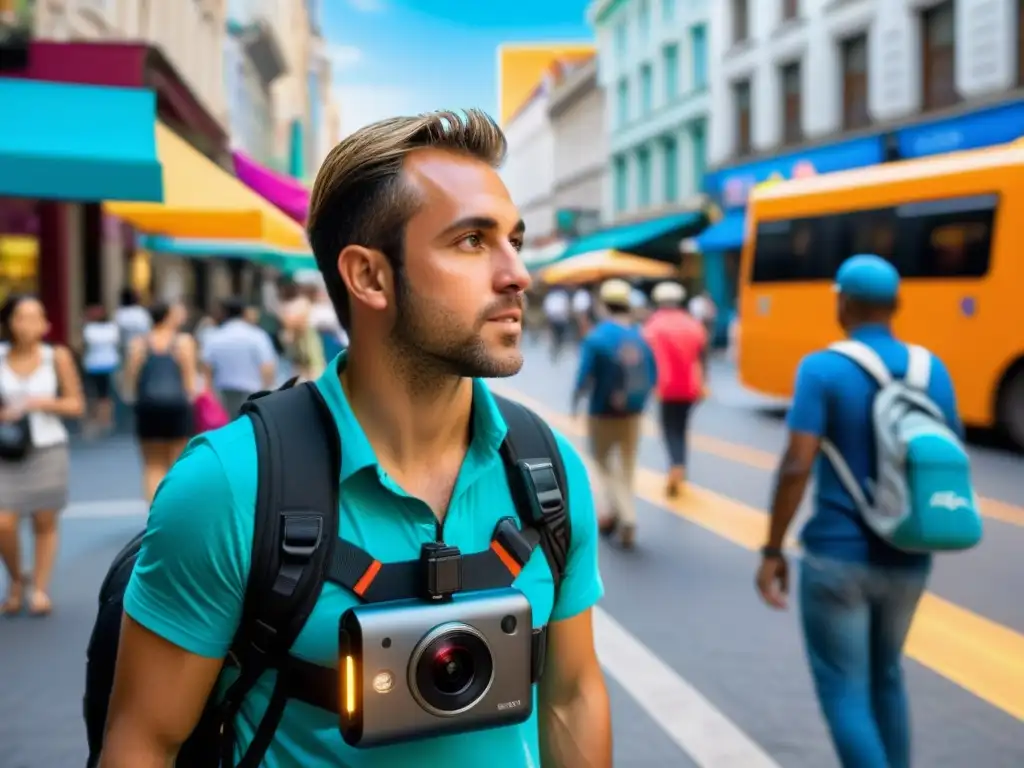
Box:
[760,545,785,560]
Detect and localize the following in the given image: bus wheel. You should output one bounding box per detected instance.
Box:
[998,366,1024,450]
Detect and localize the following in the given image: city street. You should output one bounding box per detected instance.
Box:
[2,342,1024,767]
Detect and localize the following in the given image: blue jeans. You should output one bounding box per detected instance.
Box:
[799,554,930,768]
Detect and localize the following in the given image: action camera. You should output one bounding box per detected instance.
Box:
[338,587,535,748]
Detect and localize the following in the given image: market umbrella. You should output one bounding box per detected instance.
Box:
[538,249,677,285]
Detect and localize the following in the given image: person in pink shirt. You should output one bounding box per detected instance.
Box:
[643,282,708,496]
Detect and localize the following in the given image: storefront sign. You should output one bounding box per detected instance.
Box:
[896,100,1024,159]
[705,135,885,210]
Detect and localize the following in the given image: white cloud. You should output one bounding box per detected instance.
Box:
[333,84,423,137]
[348,0,386,12]
[327,44,363,73]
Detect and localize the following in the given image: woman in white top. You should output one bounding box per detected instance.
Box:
[82,305,120,437]
[0,295,85,616]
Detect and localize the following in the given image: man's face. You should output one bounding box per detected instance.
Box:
[392,149,531,379]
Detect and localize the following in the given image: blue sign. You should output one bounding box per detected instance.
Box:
[703,136,885,210]
[897,101,1024,159]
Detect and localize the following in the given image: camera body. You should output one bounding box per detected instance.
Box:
[338,587,534,748]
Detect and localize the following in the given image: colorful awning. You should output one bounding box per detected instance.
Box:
[232,150,309,223]
[137,234,315,272]
[559,211,706,262]
[105,123,309,249]
[0,78,163,202]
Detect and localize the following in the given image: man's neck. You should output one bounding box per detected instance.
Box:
[342,340,473,467]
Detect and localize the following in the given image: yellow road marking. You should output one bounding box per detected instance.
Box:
[496,384,1024,722]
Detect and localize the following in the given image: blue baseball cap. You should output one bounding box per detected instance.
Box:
[834,254,900,303]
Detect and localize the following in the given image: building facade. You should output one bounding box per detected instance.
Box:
[590,0,711,222]
[34,0,228,126]
[223,1,281,166]
[503,73,558,244]
[548,56,606,243]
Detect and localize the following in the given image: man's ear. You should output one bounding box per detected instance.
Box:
[337,245,394,314]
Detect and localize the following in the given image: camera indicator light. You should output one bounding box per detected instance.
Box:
[344,656,357,714]
[373,671,394,694]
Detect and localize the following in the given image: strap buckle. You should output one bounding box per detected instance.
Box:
[517,460,565,524]
[492,517,534,566]
[420,542,463,600]
[281,514,323,560]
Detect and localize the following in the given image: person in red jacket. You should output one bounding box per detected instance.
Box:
[643,282,708,496]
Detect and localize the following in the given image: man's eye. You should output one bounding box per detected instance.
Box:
[510,239,523,252]
[461,233,483,248]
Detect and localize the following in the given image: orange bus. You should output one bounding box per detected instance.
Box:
[737,141,1024,447]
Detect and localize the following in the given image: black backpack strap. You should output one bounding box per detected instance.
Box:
[217,381,341,768]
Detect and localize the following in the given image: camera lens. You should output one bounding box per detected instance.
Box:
[410,624,494,717]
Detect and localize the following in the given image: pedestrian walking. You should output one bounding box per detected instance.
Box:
[756,254,980,768]
[572,278,656,549]
[200,297,277,416]
[0,295,84,617]
[95,108,610,768]
[642,282,707,497]
[122,301,197,502]
[542,285,571,362]
[81,305,121,438]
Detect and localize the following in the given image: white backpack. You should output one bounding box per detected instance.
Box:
[819,341,983,553]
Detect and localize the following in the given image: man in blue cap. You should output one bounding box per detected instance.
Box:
[754,254,962,767]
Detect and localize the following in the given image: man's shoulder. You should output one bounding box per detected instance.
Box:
[186,416,260,494]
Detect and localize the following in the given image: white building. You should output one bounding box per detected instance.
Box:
[709,0,1024,169]
[548,56,606,241]
[589,0,712,222]
[502,73,558,244]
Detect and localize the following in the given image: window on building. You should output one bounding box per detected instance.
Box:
[637,146,652,208]
[691,24,707,90]
[662,135,679,203]
[639,0,650,42]
[921,1,957,111]
[781,61,802,144]
[663,44,679,102]
[662,0,675,23]
[750,194,996,283]
[733,79,752,155]
[640,64,653,116]
[691,120,707,192]
[617,78,630,127]
[614,155,629,213]
[732,0,749,45]
[841,34,870,130]
[615,22,628,60]
[781,0,799,22]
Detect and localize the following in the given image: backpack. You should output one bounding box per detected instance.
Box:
[608,332,655,413]
[819,340,983,553]
[84,380,572,768]
[135,339,188,407]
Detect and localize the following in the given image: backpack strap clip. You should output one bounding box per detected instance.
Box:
[281,514,323,561]
[515,459,565,526]
[420,542,463,600]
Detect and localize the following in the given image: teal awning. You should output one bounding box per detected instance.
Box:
[0,78,163,202]
[695,211,746,252]
[559,210,706,261]
[138,234,316,272]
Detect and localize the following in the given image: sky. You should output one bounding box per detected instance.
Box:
[321,0,594,136]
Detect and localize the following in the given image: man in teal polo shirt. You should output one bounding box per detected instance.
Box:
[100,109,611,768]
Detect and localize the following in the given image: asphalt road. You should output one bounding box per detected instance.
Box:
[1,342,1022,767]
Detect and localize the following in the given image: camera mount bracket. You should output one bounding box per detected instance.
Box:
[420,542,463,600]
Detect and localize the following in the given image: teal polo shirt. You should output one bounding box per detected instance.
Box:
[123,356,604,768]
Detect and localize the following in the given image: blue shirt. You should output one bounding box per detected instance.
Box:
[787,324,962,567]
[201,319,277,393]
[123,356,603,768]
[575,320,657,416]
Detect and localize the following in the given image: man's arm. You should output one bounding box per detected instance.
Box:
[572,336,597,416]
[539,433,611,767]
[257,331,278,389]
[101,436,250,766]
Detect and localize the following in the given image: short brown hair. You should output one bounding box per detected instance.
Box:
[306,109,507,328]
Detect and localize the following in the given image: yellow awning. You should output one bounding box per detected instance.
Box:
[104,123,308,249]
[539,250,676,285]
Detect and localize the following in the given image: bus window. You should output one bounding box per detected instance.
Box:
[751,217,835,282]
[896,194,996,278]
[839,207,898,263]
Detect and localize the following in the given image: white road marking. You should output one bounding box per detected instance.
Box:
[594,606,781,768]
[63,499,148,520]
